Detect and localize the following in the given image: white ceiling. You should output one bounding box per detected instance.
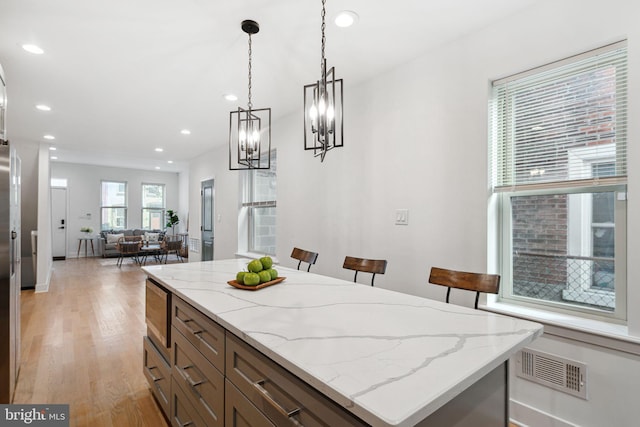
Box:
[0,0,538,173]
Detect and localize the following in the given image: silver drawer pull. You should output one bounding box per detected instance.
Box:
[146,366,162,382]
[181,365,204,388]
[253,379,301,418]
[183,318,203,335]
[181,421,193,427]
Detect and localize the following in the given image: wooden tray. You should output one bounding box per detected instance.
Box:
[227,277,286,291]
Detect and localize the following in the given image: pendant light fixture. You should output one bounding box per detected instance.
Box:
[303,0,344,162]
[229,20,271,170]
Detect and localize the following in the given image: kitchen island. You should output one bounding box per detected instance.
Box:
[142,259,542,427]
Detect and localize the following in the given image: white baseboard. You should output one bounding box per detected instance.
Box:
[34,263,52,293]
[510,399,578,427]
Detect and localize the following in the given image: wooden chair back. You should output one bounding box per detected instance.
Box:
[117,237,142,253]
[343,256,387,286]
[161,239,183,263]
[291,247,319,272]
[163,240,182,251]
[428,267,500,309]
[116,238,142,267]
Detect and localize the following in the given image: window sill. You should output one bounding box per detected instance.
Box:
[234,252,280,265]
[482,301,640,356]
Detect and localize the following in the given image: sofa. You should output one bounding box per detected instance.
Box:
[99,229,166,257]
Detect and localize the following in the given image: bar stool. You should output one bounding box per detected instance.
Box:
[343,256,387,286]
[428,267,500,309]
[290,247,319,272]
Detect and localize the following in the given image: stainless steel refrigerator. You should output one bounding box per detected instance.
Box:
[0,63,21,403]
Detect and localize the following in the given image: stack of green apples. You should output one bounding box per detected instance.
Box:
[236,256,278,286]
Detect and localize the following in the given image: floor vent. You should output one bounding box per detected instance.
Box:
[515,348,588,400]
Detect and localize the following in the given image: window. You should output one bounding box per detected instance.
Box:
[490,42,627,319]
[241,151,276,255]
[51,178,67,187]
[101,181,127,230]
[142,183,165,230]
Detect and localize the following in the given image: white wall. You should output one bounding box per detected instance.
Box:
[188,146,239,262]
[50,162,180,257]
[36,144,52,292]
[188,1,640,425]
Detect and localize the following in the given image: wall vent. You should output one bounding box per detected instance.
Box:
[515,348,588,400]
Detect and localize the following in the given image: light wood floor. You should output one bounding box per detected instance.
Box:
[14,257,169,427]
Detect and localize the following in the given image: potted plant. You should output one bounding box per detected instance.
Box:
[80,226,93,235]
[165,210,180,236]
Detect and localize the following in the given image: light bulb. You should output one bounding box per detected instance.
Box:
[309,104,318,120]
[239,129,247,149]
[327,104,335,123]
[318,97,326,115]
[252,130,260,144]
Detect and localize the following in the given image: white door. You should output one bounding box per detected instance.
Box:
[51,187,67,260]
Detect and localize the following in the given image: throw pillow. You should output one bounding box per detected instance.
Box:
[106,233,124,244]
[145,232,160,243]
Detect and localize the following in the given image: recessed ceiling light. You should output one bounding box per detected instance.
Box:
[180,129,191,135]
[334,11,358,28]
[49,146,57,151]
[36,104,51,111]
[155,148,163,152]
[50,156,58,160]
[22,44,44,54]
[224,94,238,101]
[155,166,161,170]
[43,134,55,140]
[167,160,174,164]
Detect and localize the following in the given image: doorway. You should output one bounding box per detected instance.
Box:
[201,179,214,261]
[51,187,67,260]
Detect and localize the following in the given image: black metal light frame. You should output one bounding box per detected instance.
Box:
[303,62,343,162]
[229,20,271,171]
[303,0,344,162]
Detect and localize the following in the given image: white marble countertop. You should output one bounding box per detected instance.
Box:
[143,259,543,427]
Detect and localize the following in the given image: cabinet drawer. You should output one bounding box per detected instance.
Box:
[225,379,275,427]
[146,279,171,351]
[173,296,225,372]
[171,377,207,427]
[172,325,224,427]
[226,333,367,427]
[143,336,171,418]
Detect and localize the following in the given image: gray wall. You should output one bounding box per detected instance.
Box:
[14,140,38,288]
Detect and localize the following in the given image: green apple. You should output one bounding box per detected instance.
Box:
[243,272,260,286]
[258,270,272,283]
[267,268,278,280]
[236,271,246,284]
[259,256,273,270]
[247,259,263,273]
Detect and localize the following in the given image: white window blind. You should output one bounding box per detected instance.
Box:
[490,41,627,191]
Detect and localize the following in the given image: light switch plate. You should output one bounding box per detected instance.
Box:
[395,209,409,225]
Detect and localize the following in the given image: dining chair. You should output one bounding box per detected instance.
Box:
[343,256,387,286]
[161,237,183,264]
[428,267,500,309]
[290,247,319,272]
[116,237,142,267]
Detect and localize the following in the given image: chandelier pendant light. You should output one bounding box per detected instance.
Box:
[303,0,343,162]
[229,20,271,170]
